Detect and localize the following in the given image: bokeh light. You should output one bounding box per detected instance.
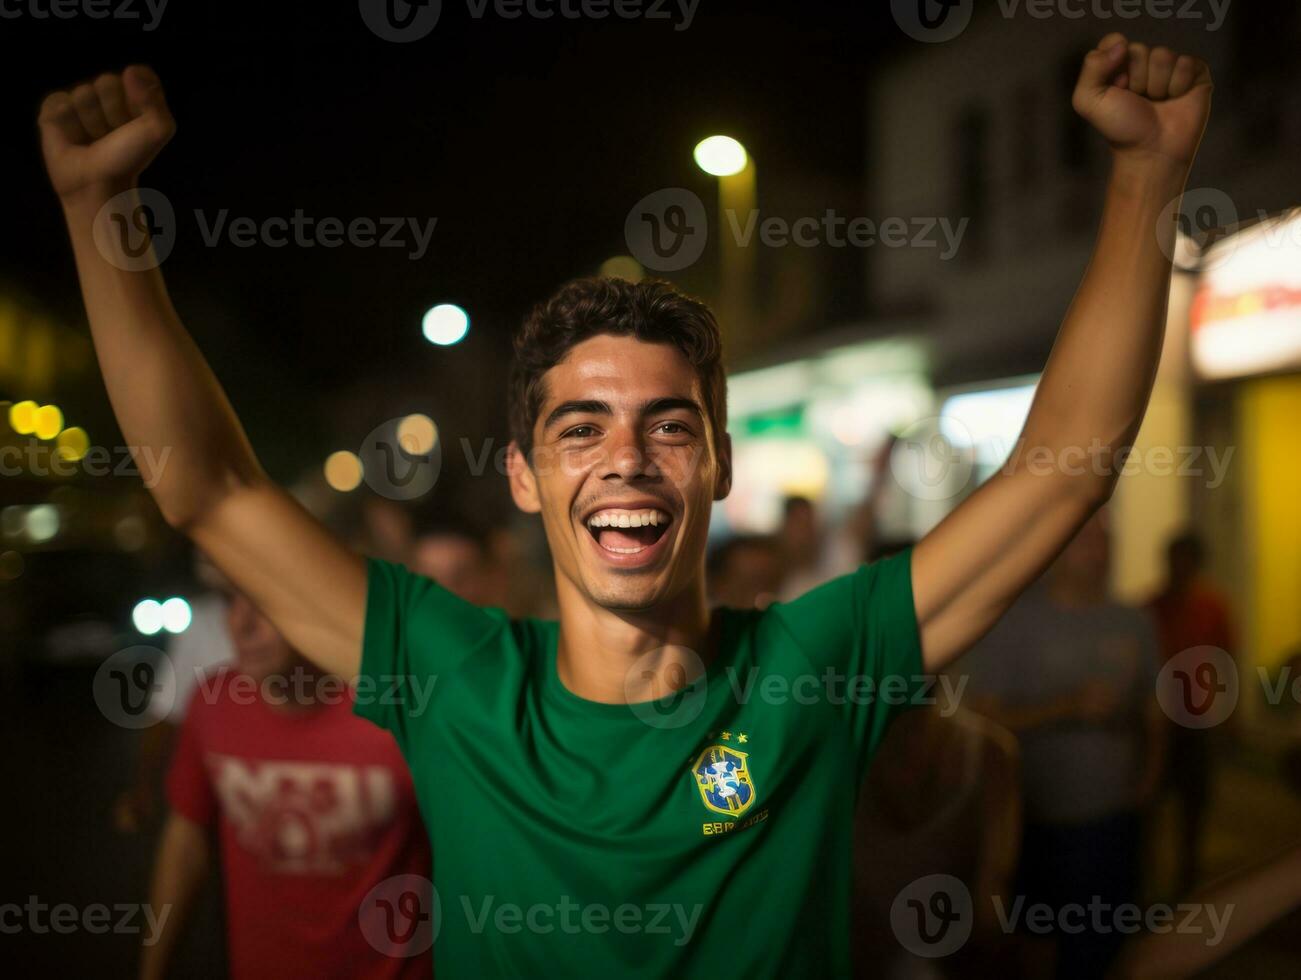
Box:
[422,304,470,346]
[693,135,748,177]
[132,599,164,636]
[397,414,438,455]
[56,426,90,462]
[598,256,645,282]
[33,405,63,440]
[25,505,59,544]
[324,450,364,492]
[9,400,37,435]
[161,597,193,634]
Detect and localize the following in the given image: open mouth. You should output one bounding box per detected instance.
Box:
[584,507,673,557]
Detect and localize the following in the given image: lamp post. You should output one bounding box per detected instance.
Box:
[693,136,755,361]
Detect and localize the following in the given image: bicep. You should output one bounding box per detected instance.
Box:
[913,466,1097,672]
[190,481,367,680]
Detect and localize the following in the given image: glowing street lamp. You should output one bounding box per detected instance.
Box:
[692,135,755,356]
[693,135,748,177]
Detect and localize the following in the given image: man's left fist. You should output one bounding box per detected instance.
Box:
[1071,33,1213,169]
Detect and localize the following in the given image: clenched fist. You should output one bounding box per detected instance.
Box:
[1072,34,1212,169]
[38,66,175,202]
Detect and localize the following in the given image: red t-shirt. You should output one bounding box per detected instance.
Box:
[1149,582,1233,662]
[168,667,432,979]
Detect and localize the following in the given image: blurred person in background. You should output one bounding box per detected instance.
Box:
[1147,529,1235,895]
[409,521,501,607]
[140,582,431,980]
[361,496,416,565]
[114,550,235,834]
[961,512,1166,980]
[707,534,783,610]
[776,495,862,601]
[776,435,899,601]
[853,703,1022,978]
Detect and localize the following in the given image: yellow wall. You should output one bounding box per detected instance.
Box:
[1238,374,1301,670]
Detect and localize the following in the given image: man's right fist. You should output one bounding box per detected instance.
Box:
[38,66,175,202]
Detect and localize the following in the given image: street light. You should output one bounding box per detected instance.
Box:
[692,135,755,357]
[693,135,748,177]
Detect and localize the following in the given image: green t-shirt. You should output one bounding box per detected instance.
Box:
[355,547,923,978]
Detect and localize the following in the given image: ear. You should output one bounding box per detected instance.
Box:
[506,440,542,514]
[713,432,733,502]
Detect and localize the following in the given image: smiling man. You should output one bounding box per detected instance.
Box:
[40,32,1211,978]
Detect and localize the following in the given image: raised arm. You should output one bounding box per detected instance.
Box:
[912,35,1213,672]
[39,67,365,679]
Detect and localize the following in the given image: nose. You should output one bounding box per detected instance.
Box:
[600,423,657,481]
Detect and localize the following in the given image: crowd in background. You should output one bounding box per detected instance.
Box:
[110,474,1301,980]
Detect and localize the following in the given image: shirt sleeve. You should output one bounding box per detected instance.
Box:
[767,547,925,774]
[165,692,216,828]
[353,558,506,753]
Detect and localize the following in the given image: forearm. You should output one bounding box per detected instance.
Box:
[1113,842,1301,979]
[139,812,211,980]
[60,186,265,529]
[1016,155,1189,497]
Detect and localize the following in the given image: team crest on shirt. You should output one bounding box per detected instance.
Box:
[692,745,756,817]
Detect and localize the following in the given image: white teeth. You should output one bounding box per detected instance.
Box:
[586,508,670,529]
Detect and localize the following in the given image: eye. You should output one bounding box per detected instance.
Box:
[653,421,693,438]
[561,424,599,440]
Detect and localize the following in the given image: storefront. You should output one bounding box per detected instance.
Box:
[1187,209,1301,713]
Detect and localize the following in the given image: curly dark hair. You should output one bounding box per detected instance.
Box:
[508,277,727,458]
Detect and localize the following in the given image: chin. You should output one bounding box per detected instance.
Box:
[584,575,671,613]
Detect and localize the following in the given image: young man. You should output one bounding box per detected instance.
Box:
[141,582,432,980]
[40,34,1211,977]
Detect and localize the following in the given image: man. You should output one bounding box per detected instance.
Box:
[706,534,782,610]
[776,495,861,601]
[40,34,1211,976]
[1147,529,1234,894]
[141,583,432,980]
[408,523,501,607]
[961,512,1165,979]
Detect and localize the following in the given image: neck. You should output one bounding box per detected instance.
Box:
[553,569,715,704]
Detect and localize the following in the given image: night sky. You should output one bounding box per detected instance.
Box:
[2,1,898,496]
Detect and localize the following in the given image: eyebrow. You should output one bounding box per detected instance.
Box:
[542,397,704,432]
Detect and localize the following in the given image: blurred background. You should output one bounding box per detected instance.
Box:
[1,0,1299,976]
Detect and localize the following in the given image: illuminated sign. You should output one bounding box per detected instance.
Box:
[1191,210,1301,380]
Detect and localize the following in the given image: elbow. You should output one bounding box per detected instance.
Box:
[157,464,268,537]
